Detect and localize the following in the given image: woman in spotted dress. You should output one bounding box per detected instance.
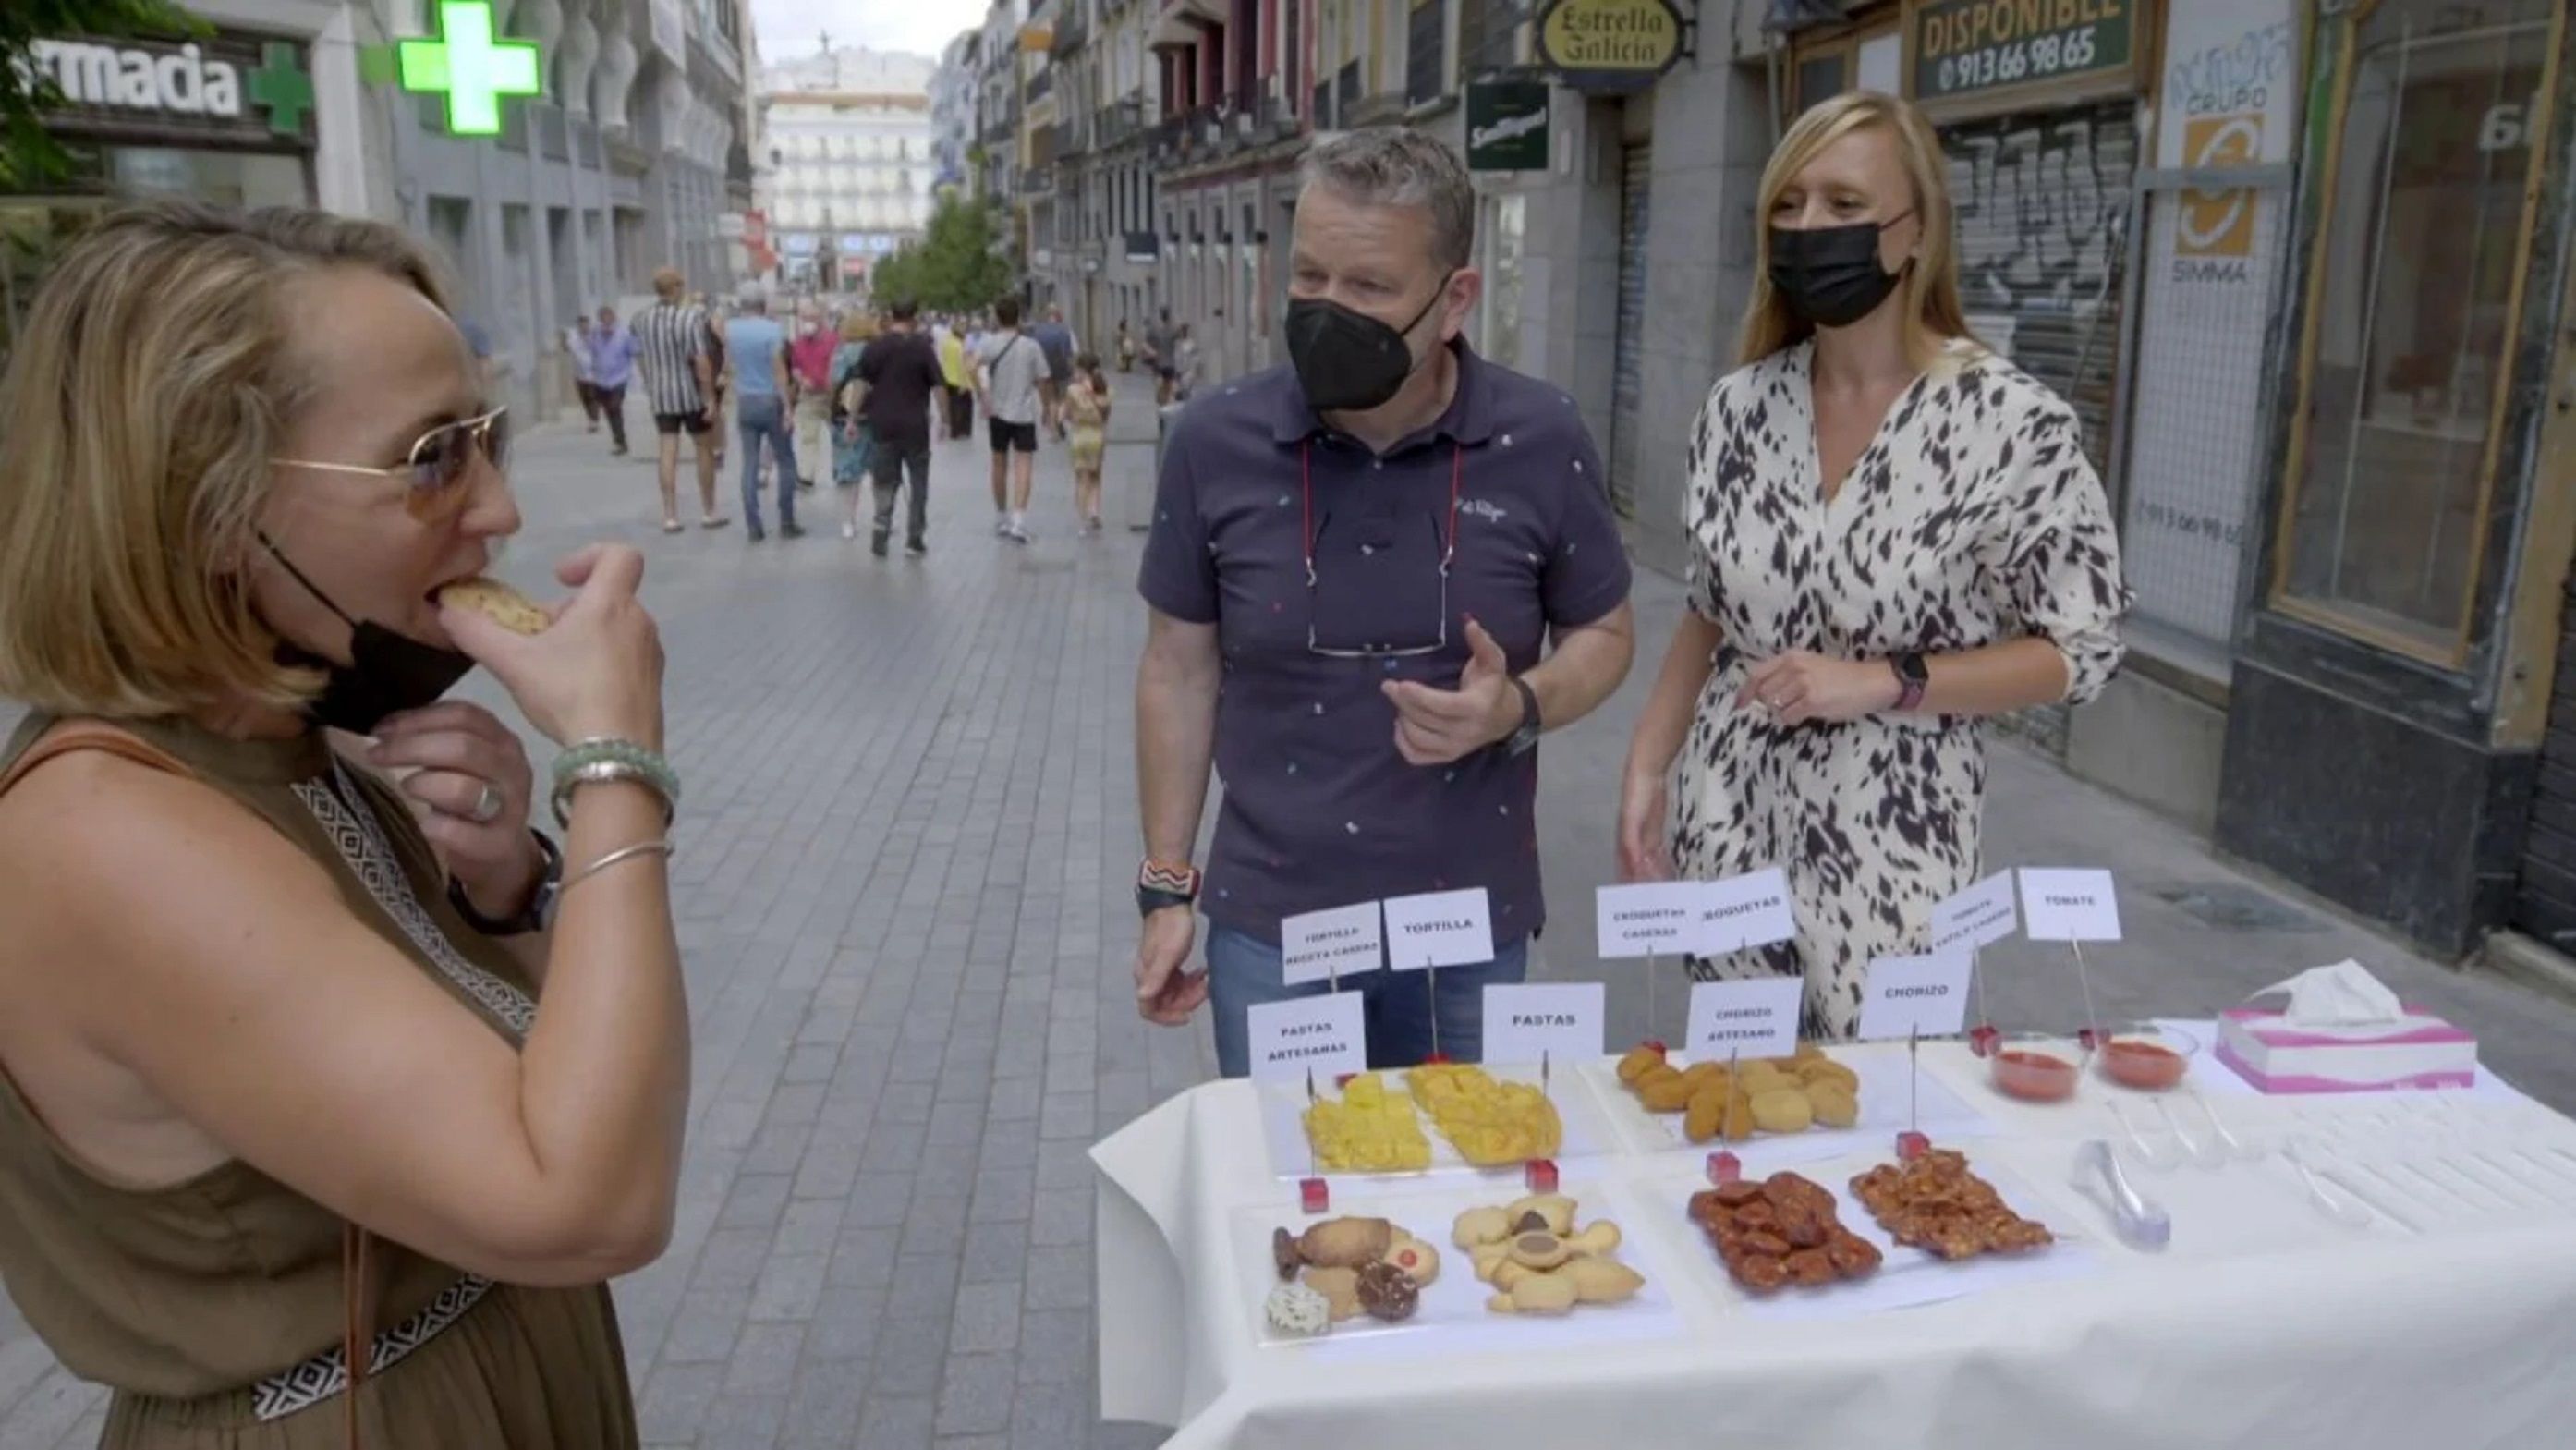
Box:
[1619,92,2129,1038]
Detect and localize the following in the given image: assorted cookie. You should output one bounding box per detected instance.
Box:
[1452,1193,1645,1316]
[1617,1042,1862,1143]
[1688,1171,1883,1295]
[1849,1150,2054,1261]
[1267,1215,1437,1334]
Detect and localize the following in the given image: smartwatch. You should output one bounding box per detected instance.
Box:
[448,829,562,936]
[1889,652,1930,713]
[1136,858,1201,918]
[1503,676,1542,758]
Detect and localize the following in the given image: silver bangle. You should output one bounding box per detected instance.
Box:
[550,758,677,830]
[560,839,674,892]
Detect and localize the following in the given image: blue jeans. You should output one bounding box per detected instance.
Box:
[1206,925,1529,1079]
[736,393,797,530]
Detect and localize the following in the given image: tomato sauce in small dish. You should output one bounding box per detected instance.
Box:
[1991,1042,2081,1103]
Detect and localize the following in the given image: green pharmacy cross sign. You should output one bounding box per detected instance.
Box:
[399,0,541,137]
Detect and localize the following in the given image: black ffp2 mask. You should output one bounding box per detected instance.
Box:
[1284,274,1452,413]
[1768,213,1914,329]
[260,536,476,734]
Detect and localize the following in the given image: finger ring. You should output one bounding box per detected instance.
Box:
[469,782,504,823]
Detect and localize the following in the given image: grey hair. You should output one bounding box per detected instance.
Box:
[1297,128,1475,272]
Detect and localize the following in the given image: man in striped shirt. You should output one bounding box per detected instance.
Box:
[634,267,727,532]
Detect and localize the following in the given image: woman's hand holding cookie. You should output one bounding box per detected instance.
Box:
[437,544,664,752]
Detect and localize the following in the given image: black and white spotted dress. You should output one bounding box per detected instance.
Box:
[1671,338,2129,1037]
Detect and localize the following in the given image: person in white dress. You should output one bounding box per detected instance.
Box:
[1619,91,2131,1038]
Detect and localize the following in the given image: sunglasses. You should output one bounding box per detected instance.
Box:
[273,407,510,516]
[1300,440,1463,660]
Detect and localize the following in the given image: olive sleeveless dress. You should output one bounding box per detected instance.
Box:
[0,714,639,1447]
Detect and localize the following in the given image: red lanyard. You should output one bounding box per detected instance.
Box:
[1298,439,1464,586]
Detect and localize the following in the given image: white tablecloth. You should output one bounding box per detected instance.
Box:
[1091,1025,2576,1449]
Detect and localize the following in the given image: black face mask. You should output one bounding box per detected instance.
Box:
[1284,274,1452,413]
[260,536,475,734]
[1768,212,1915,329]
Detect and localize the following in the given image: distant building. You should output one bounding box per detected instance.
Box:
[931,32,979,195]
[755,45,937,294]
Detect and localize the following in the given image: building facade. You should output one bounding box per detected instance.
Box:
[755,46,938,294]
[931,32,981,193]
[8,0,757,421]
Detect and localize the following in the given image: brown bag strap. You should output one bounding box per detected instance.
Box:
[0,720,191,798]
[1,722,376,1446]
[343,1223,373,1450]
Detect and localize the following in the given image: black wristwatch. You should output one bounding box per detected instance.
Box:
[1503,676,1542,758]
[448,829,562,936]
[1136,859,1201,918]
[1890,652,1930,713]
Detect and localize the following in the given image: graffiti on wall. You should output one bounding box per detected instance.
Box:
[1944,110,2131,322]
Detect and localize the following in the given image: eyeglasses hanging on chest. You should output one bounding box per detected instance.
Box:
[1300,440,1464,660]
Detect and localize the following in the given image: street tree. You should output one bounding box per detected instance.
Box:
[870,193,1015,315]
[3,0,200,188]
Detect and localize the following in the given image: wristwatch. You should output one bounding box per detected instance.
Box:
[1136,858,1201,918]
[448,829,563,936]
[1503,676,1542,757]
[1889,652,1930,713]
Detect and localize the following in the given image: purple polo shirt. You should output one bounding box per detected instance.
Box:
[1139,343,1631,945]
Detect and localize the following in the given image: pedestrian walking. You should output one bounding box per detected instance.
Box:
[828,310,878,539]
[0,199,683,1446]
[1064,352,1111,536]
[1116,318,1136,373]
[1620,91,2131,1037]
[850,299,948,558]
[937,320,975,441]
[1172,323,1202,401]
[975,297,1048,543]
[1145,307,1178,405]
[1033,303,1078,440]
[634,267,726,531]
[723,290,801,541]
[789,303,837,490]
[1131,128,1637,1075]
[588,306,638,457]
[565,315,602,433]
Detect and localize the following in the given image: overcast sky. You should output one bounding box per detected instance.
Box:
[749,0,985,68]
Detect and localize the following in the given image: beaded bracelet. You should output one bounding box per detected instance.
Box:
[550,737,680,829]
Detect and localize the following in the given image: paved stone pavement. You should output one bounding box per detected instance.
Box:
[6,366,2576,1448]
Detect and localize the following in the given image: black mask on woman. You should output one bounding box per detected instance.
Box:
[1767,212,1914,329]
[259,535,475,734]
[1284,274,1453,413]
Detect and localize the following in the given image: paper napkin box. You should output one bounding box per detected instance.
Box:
[2215,1007,2477,1093]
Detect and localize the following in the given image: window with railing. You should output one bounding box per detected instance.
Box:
[1456,0,1522,79]
[1405,0,1445,106]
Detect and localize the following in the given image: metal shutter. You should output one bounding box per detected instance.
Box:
[1939,100,2137,476]
[1607,139,1651,518]
[2515,577,2576,948]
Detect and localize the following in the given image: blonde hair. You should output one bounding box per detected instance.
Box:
[1738,91,1980,370]
[0,202,450,718]
[839,311,877,343]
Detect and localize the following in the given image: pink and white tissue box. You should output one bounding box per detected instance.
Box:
[2216,1007,2477,1093]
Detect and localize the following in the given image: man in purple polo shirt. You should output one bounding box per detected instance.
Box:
[1132,128,1637,1077]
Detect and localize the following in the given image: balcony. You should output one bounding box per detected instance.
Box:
[1030,122,1061,171]
[1123,229,1160,263]
[1098,97,1145,148]
[1027,68,1053,104]
[1051,8,1088,55]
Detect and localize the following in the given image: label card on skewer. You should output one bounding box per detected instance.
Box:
[1482,982,1604,1066]
[1697,867,1798,953]
[1932,871,2021,953]
[1595,881,1706,957]
[1247,993,1367,1082]
[1382,887,1495,970]
[1856,951,1975,1041]
[2018,869,2122,942]
[1686,978,1803,1059]
[1281,902,1385,986]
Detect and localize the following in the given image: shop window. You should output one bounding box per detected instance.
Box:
[2273,0,2562,661]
